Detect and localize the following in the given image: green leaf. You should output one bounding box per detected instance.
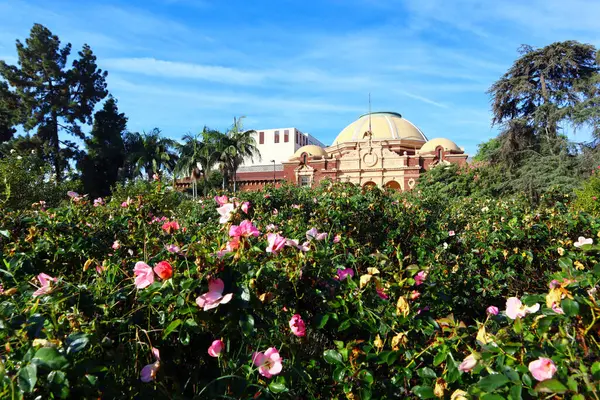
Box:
[239,314,255,336]
[558,257,573,270]
[561,298,579,317]
[338,319,352,332]
[481,394,506,400]
[32,347,68,370]
[433,350,447,366]
[333,366,346,381]
[66,333,90,354]
[358,369,374,385]
[360,387,372,400]
[591,361,600,380]
[315,314,329,329]
[268,382,287,393]
[417,367,437,379]
[513,317,522,334]
[0,230,9,238]
[534,379,568,394]
[412,385,435,399]
[85,374,98,386]
[18,364,37,392]
[47,370,66,384]
[476,374,510,392]
[323,349,343,365]
[445,353,460,384]
[162,319,182,339]
[509,384,522,400]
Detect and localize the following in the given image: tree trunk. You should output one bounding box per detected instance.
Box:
[51,111,62,183]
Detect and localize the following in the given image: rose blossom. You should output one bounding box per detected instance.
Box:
[208,339,224,357]
[528,357,557,381]
[289,314,306,337]
[252,347,283,378]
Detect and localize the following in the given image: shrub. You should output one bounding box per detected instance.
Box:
[0,183,599,398]
[0,152,80,211]
[574,168,600,216]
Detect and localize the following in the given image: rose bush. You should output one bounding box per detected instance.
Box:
[0,179,599,398]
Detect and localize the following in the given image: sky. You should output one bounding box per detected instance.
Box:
[0,0,599,155]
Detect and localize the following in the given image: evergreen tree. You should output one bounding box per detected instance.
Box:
[0,24,108,181]
[80,98,127,198]
[0,81,20,143]
[488,41,599,160]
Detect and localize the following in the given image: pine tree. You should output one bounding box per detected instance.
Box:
[80,98,127,197]
[0,81,20,143]
[0,24,108,181]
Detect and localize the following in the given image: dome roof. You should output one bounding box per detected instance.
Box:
[333,112,427,145]
[420,138,462,154]
[292,145,328,159]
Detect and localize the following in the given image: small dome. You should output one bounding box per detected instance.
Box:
[292,145,328,159]
[420,138,462,154]
[333,112,427,145]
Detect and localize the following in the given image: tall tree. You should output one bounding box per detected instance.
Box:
[125,129,178,180]
[175,132,203,199]
[0,81,20,142]
[222,116,260,192]
[0,24,108,181]
[489,41,598,133]
[79,97,127,197]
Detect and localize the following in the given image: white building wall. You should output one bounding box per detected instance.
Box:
[241,127,326,167]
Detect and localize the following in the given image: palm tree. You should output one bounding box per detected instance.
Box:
[175,132,203,199]
[125,128,178,180]
[223,116,261,192]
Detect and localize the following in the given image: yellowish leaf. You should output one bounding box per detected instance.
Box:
[396,296,410,317]
[359,274,372,289]
[366,267,380,275]
[434,378,447,398]
[373,334,384,351]
[391,332,407,350]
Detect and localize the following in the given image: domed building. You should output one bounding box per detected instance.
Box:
[280,112,467,190]
[232,111,467,191]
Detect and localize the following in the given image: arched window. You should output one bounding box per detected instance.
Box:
[302,153,308,164]
[436,147,443,161]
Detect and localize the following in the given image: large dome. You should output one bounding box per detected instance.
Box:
[332,112,428,145]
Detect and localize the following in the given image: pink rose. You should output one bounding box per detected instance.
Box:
[133,262,155,289]
[266,233,287,254]
[528,357,557,381]
[486,306,499,315]
[289,314,306,337]
[414,271,427,286]
[196,278,233,311]
[458,354,478,373]
[252,347,283,378]
[505,297,539,319]
[208,339,224,357]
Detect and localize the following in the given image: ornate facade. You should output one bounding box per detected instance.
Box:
[235,111,468,191]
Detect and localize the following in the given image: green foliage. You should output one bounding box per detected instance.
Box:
[80,98,127,198]
[1,183,599,398]
[0,151,79,210]
[473,137,501,163]
[0,81,20,143]
[574,168,600,216]
[0,23,108,181]
[488,41,599,139]
[123,128,178,181]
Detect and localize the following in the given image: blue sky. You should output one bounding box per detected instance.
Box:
[1,0,599,155]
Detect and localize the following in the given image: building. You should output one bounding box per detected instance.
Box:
[241,128,325,167]
[233,128,325,191]
[235,111,467,191]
